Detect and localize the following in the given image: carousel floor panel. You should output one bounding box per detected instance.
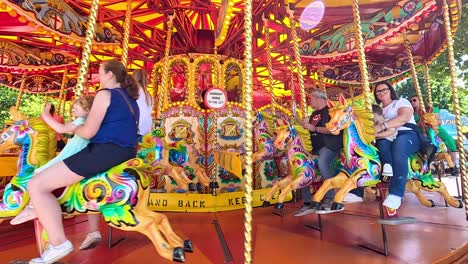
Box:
[0,193,467,264]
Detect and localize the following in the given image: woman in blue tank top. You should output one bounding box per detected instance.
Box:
[26,60,140,264]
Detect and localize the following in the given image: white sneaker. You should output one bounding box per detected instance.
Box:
[382,164,393,177]
[79,231,102,250]
[383,194,402,210]
[343,193,364,204]
[29,240,73,264]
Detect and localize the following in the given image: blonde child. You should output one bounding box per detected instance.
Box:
[373,104,397,177]
[11,95,94,224]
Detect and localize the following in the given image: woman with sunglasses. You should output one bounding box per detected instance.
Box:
[410,95,459,176]
[373,81,421,216]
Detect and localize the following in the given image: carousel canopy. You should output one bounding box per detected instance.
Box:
[0,0,461,100]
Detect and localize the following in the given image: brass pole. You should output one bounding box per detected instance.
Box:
[404,31,425,111]
[351,0,372,112]
[423,63,433,107]
[214,47,219,87]
[57,69,68,113]
[75,0,99,97]
[15,73,27,110]
[318,63,326,92]
[263,15,277,116]
[288,5,307,117]
[121,0,133,67]
[156,15,175,119]
[442,0,467,220]
[243,0,254,261]
[289,53,297,115]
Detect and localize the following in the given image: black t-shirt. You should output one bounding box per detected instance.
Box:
[308,106,343,152]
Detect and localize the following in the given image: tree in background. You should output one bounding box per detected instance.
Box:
[396,2,468,115]
[0,89,65,128]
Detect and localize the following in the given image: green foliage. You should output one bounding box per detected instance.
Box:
[395,3,468,115]
[395,72,468,115]
[0,88,69,128]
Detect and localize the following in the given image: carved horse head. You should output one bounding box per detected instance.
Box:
[326,94,376,145]
[420,107,440,134]
[273,125,312,154]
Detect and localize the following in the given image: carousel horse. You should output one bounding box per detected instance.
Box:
[0,115,193,262]
[260,123,321,209]
[159,138,211,193]
[419,108,455,169]
[217,111,288,178]
[252,111,278,163]
[311,94,462,212]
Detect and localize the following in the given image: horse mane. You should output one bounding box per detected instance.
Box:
[293,125,313,153]
[28,117,57,167]
[351,107,376,145]
[257,111,275,133]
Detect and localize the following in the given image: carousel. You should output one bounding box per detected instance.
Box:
[0,0,467,263]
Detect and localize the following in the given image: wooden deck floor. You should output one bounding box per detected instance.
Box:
[1,191,467,264]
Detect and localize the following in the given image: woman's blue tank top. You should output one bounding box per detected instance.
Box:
[91,88,140,148]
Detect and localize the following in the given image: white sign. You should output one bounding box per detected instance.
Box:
[204,88,227,109]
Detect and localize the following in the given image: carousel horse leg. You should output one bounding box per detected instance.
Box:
[116,213,185,262]
[311,172,347,210]
[261,176,292,207]
[272,183,295,217]
[438,152,455,168]
[195,166,211,190]
[123,189,187,262]
[331,174,361,211]
[168,167,191,191]
[156,213,193,253]
[414,180,463,208]
[406,181,434,207]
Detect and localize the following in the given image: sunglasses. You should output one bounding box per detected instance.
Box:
[375,88,390,95]
[411,98,418,102]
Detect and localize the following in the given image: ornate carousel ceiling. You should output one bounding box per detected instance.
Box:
[0,0,461,100]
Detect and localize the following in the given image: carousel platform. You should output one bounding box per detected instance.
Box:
[0,187,467,264]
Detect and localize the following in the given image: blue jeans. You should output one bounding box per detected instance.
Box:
[376,131,421,198]
[302,146,342,203]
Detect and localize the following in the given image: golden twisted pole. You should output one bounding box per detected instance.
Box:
[350,84,355,106]
[151,67,160,117]
[288,5,307,117]
[57,69,68,113]
[214,47,219,87]
[442,0,468,220]
[403,31,425,111]
[351,0,372,112]
[157,15,174,119]
[263,16,277,116]
[75,0,99,97]
[423,63,433,108]
[121,0,132,67]
[15,73,27,110]
[243,0,254,262]
[289,53,297,114]
[318,63,326,91]
[212,47,220,195]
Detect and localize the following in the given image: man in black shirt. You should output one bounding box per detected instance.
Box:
[294,89,363,216]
